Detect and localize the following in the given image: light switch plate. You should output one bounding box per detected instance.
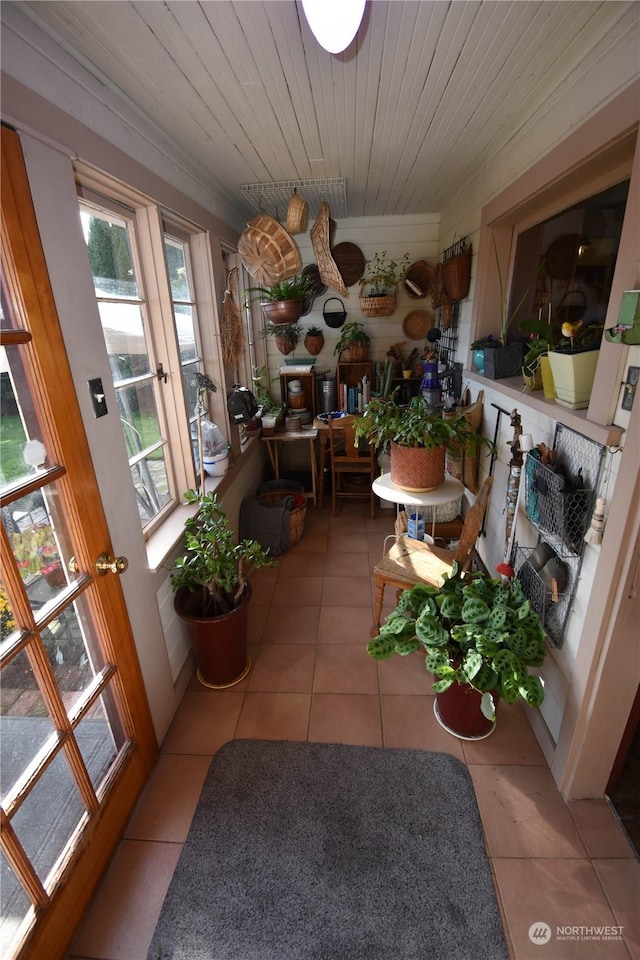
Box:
[621,366,639,412]
[88,377,108,418]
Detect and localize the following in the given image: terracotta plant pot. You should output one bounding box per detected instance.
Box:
[304,333,324,356]
[434,681,497,740]
[275,336,294,355]
[390,442,445,492]
[174,583,252,688]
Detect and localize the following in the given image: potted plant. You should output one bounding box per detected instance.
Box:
[359,250,410,317]
[477,242,546,379]
[246,273,313,326]
[171,491,275,687]
[547,318,604,409]
[11,523,65,588]
[354,394,485,492]
[262,320,303,356]
[333,320,371,362]
[367,562,547,738]
[303,324,325,356]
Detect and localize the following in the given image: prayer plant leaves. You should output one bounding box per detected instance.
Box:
[367,564,548,715]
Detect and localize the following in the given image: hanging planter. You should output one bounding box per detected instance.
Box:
[359,279,396,318]
[303,326,324,356]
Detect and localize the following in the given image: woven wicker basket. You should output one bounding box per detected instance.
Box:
[402,260,433,299]
[339,344,368,362]
[359,278,396,318]
[238,215,300,286]
[431,261,444,309]
[310,202,347,297]
[443,243,472,301]
[285,191,308,235]
[256,480,307,546]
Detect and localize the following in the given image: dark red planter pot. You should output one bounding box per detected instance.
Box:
[174,583,252,688]
[434,681,497,740]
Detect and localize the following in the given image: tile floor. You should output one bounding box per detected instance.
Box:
[68,503,639,960]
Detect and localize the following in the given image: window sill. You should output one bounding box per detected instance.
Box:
[145,434,260,573]
[464,370,624,447]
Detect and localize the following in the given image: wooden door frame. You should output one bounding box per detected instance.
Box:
[2,124,157,960]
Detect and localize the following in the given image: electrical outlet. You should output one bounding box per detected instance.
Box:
[621,366,639,412]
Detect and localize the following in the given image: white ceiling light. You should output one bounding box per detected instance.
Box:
[301,0,366,54]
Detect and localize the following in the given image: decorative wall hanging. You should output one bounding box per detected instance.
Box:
[238,215,300,286]
[310,202,347,296]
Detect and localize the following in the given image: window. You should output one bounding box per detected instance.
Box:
[163,228,202,475]
[78,195,216,535]
[508,180,630,347]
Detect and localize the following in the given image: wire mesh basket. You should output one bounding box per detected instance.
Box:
[512,544,578,646]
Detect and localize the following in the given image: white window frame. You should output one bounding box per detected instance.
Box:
[76,175,228,537]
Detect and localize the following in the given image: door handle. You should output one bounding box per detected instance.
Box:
[95,552,129,576]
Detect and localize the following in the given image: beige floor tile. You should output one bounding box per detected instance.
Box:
[326,530,369,553]
[124,753,210,842]
[493,858,631,959]
[318,605,373,643]
[69,839,182,960]
[377,649,432,695]
[462,702,547,766]
[568,799,637,859]
[248,576,278,606]
[271,576,324,605]
[313,644,379,694]
[235,691,311,740]
[160,691,244,755]
[324,551,373,577]
[247,604,269,643]
[293,529,328,553]
[261,604,320,643]
[322,575,374,606]
[381,694,465,758]
[309,693,382,746]
[277,550,326,577]
[248,643,316,692]
[592,858,640,958]
[470,764,588,859]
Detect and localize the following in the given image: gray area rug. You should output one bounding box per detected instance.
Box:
[148,740,508,960]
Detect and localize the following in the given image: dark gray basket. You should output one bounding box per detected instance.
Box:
[483,342,524,379]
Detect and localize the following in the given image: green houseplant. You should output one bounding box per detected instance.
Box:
[368,563,547,738]
[333,320,371,361]
[354,394,486,492]
[358,251,410,318]
[262,320,303,356]
[246,274,313,326]
[172,491,275,686]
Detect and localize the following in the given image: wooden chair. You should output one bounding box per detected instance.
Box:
[371,476,493,635]
[328,414,376,517]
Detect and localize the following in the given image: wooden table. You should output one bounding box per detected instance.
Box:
[313,418,331,509]
[261,428,319,507]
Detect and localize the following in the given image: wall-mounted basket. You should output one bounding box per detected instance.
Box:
[402,260,433,299]
[443,239,472,302]
[359,278,396,317]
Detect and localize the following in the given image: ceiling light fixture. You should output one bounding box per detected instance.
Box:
[301,0,366,54]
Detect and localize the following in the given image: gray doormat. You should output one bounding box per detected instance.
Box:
[148,740,508,960]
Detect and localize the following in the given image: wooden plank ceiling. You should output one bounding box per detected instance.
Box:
[13,0,638,225]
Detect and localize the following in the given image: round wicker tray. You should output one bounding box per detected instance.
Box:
[238,215,300,286]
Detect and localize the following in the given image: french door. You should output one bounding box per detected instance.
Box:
[0,127,157,958]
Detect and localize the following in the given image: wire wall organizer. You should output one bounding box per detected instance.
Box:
[513,423,605,647]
